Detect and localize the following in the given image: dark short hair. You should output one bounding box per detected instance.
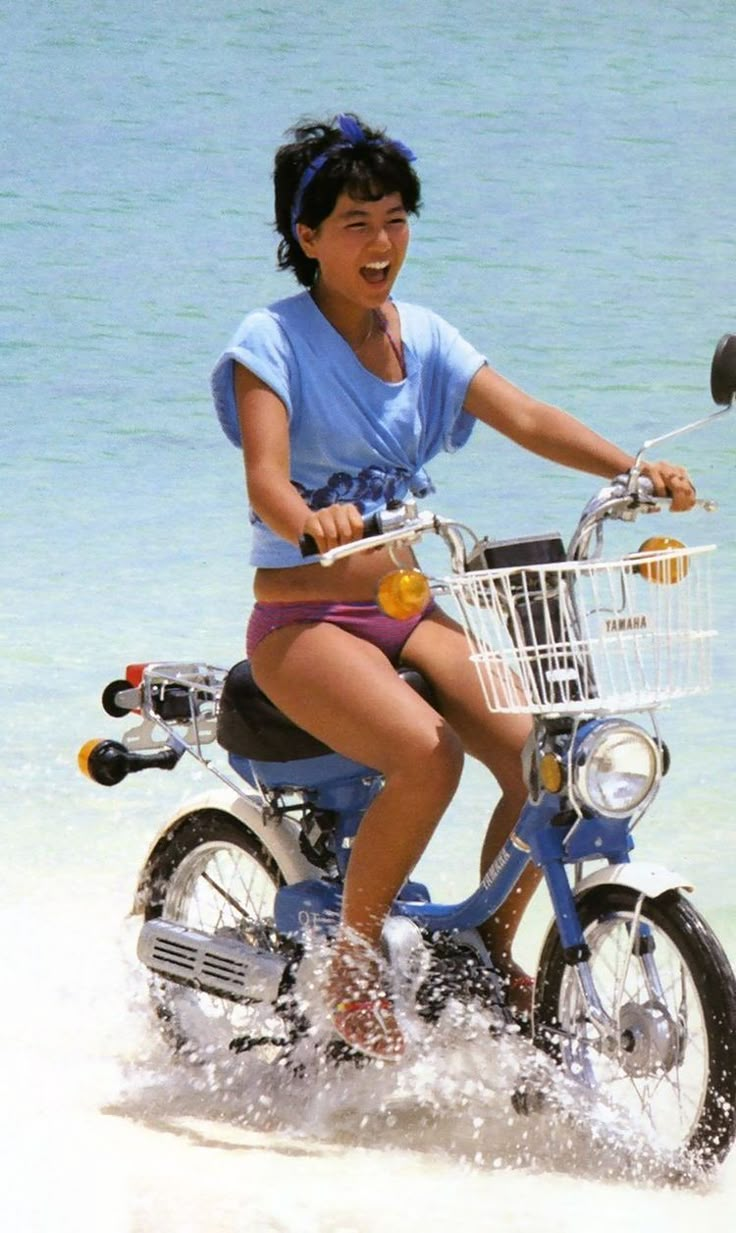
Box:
[273,115,422,287]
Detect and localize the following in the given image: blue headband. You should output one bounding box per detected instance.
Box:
[290,114,416,240]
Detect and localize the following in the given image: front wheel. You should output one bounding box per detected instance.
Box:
[140,807,291,1060]
[534,886,736,1165]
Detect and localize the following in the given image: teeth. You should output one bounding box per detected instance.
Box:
[365,261,389,270]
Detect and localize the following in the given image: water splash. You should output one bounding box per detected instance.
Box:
[113,944,704,1191]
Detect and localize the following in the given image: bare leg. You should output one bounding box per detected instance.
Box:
[252,622,464,942]
[250,621,465,1057]
[402,607,542,1003]
[478,800,541,1015]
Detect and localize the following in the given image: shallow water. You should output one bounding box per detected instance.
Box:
[3,1,736,1229]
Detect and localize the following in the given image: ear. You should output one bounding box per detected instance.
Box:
[295,221,319,257]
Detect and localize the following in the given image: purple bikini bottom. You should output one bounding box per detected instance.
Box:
[246,599,436,665]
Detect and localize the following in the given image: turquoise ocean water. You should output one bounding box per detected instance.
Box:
[2,2,736,1229]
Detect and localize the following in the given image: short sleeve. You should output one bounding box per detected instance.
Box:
[211,309,294,447]
[399,304,486,460]
[434,315,486,453]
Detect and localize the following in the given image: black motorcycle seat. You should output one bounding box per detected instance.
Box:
[217,659,437,762]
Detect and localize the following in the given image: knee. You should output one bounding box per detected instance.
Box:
[389,721,464,794]
[481,728,529,800]
[431,723,465,789]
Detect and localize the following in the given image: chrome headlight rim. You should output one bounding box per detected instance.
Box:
[572,719,662,819]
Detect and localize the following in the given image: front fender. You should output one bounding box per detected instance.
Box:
[575,861,694,901]
[130,786,322,914]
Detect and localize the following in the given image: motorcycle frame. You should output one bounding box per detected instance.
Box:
[229,716,679,954]
[132,705,691,1036]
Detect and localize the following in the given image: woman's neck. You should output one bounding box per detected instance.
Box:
[308,282,404,379]
[309,283,386,350]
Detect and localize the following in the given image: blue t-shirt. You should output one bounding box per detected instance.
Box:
[211,290,485,566]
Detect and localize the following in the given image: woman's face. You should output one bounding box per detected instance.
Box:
[297,190,410,309]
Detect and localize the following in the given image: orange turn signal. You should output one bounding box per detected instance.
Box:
[376,569,431,619]
[77,737,133,786]
[78,739,105,780]
[635,536,689,585]
[539,753,564,793]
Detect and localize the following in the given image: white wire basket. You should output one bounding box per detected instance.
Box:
[443,544,716,715]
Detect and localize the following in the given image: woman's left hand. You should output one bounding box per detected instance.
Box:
[640,460,697,512]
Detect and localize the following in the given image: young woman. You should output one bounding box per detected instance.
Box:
[212,114,695,1061]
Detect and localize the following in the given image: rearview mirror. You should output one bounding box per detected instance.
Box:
[710,333,736,406]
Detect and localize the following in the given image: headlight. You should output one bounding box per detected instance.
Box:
[572,720,661,818]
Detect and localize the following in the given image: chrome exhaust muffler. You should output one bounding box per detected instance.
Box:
[137,918,287,1003]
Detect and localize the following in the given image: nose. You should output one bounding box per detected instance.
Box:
[371,224,392,250]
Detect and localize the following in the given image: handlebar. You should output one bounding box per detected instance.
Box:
[568,474,716,560]
[297,470,716,573]
[299,510,384,558]
[299,504,446,562]
[301,505,454,569]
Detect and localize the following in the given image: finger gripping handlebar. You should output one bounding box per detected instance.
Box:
[299,511,383,558]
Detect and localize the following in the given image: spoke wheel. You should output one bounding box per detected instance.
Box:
[141,808,288,1059]
[534,886,736,1164]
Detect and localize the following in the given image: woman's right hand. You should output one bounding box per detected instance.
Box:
[301,503,365,554]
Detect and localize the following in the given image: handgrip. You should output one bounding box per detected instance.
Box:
[298,531,319,558]
[299,511,383,558]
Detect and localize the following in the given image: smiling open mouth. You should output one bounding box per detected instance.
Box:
[361,261,390,285]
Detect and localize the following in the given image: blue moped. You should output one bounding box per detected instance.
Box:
[80,334,736,1165]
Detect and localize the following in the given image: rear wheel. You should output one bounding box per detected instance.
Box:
[534,886,736,1164]
[140,808,291,1060]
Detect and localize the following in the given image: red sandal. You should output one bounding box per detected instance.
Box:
[331,995,405,1061]
[505,972,535,1033]
[325,930,406,1062]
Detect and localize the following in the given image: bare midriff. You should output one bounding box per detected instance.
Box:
[253,542,419,603]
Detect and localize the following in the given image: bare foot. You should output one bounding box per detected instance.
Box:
[324,931,405,1061]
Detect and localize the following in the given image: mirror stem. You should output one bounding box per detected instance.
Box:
[633,405,732,469]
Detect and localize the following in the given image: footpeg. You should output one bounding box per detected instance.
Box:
[229,1033,292,1054]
